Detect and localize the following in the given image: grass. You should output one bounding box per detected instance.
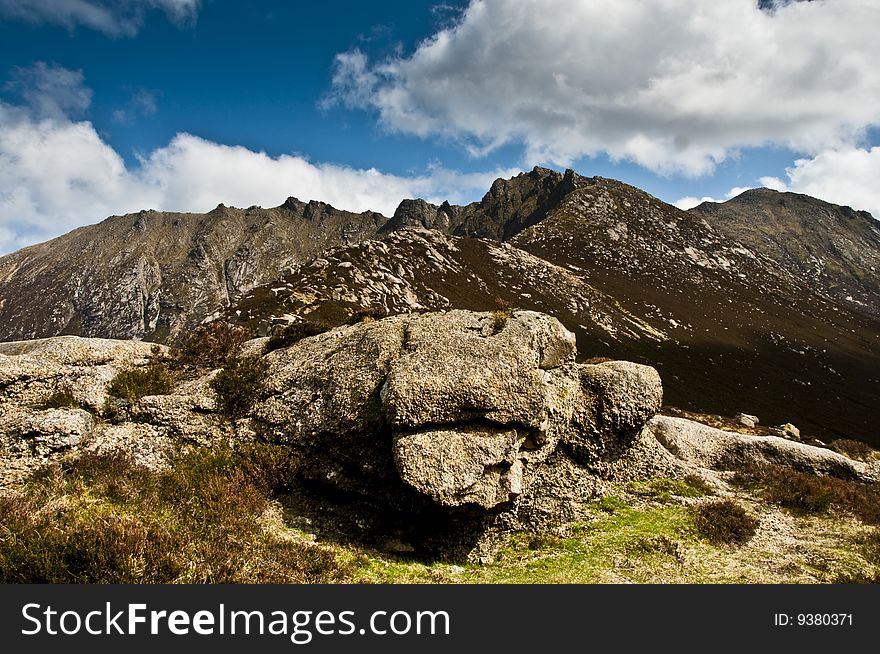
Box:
[40,389,83,410]
[626,475,714,502]
[0,445,358,583]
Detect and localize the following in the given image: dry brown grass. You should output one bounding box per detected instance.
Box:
[0,445,357,583]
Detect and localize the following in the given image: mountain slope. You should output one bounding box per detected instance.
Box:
[0,199,386,342]
[691,188,880,317]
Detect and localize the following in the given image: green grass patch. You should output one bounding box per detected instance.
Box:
[627,476,714,502]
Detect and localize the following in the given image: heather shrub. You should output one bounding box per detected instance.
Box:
[0,445,352,583]
[175,322,252,369]
[693,499,759,546]
[210,355,268,419]
[731,463,880,525]
[830,439,875,461]
[107,362,175,402]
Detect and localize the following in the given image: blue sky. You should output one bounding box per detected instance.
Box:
[0,0,878,253]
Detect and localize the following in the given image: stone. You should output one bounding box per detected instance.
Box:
[566,361,663,461]
[648,415,876,483]
[381,310,575,430]
[735,413,759,428]
[393,426,525,508]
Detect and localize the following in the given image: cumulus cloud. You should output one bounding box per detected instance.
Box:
[0,67,519,253]
[760,146,880,218]
[674,186,754,211]
[327,0,880,176]
[0,0,200,36]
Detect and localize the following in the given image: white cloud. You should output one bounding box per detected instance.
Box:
[674,196,717,211]
[760,146,880,218]
[328,0,880,176]
[3,62,92,120]
[674,186,754,210]
[0,0,200,36]
[0,89,519,254]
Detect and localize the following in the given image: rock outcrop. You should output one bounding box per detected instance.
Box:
[1,309,874,555]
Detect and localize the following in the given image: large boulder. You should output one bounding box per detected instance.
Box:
[381,310,575,430]
[252,309,660,511]
[566,361,663,462]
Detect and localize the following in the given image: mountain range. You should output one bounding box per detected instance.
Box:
[0,167,877,443]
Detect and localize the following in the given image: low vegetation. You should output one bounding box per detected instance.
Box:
[830,438,877,461]
[693,499,759,546]
[264,319,333,353]
[210,355,269,419]
[107,362,176,403]
[0,445,357,583]
[40,389,82,410]
[731,463,880,525]
[626,475,714,501]
[346,307,387,325]
[174,322,252,370]
[490,297,514,334]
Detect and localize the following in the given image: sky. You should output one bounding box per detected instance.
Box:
[0,0,878,253]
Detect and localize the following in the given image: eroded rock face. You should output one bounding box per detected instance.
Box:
[567,361,663,462]
[253,309,658,511]
[393,427,524,509]
[0,336,222,491]
[381,310,574,430]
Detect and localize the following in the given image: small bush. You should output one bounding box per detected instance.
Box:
[211,356,268,419]
[107,362,175,402]
[346,307,387,325]
[264,320,333,353]
[175,322,252,369]
[693,499,759,546]
[41,389,81,410]
[731,464,880,525]
[830,439,875,461]
[490,297,513,334]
